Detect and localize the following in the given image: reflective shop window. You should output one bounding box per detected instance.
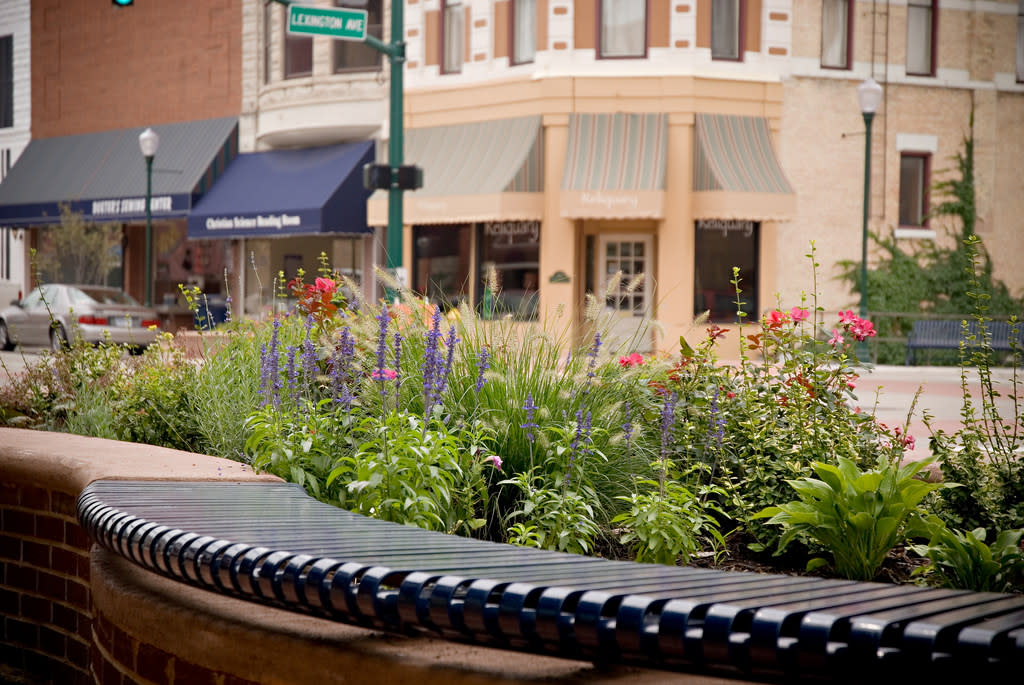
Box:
[694,220,758,323]
[413,225,471,310]
[334,0,383,72]
[599,0,647,59]
[511,0,537,65]
[442,0,464,74]
[479,221,539,321]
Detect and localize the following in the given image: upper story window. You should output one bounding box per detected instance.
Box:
[906,0,936,76]
[1017,0,1024,82]
[711,0,742,61]
[284,5,313,78]
[899,153,930,227]
[0,35,12,128]
[821,0,851,69]
[599,0,647,59]
[263,2,274,84]
[442,0,464,74]
[335,1,383,72]
[511,0,537,65]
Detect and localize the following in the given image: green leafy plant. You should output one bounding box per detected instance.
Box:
[503,469,600,555]
[613,477,726,565]
[756,456,943,580]
[911,521,1024,593]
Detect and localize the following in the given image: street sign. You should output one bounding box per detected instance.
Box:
[287,4,367,41]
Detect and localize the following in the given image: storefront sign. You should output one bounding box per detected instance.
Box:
[203,214,303,231]
[579,191,640,211]
[697,219,755,237]
[91,196,174,217]
[484,221,539,245]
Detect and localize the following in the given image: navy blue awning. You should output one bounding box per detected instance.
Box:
[0,117,238,227]
[187,141,374,239]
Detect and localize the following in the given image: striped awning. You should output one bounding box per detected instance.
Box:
[692,113,796,221]
[560,113,667,219]
[367,116,543,225]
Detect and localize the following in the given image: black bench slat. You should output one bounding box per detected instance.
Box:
[77,480,1023,680]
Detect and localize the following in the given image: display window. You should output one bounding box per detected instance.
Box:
[694,219,758,322]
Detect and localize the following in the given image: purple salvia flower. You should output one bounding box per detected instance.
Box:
[475,348,490,393]
[393,331,403,390]
[565,409,593,489]
[375,305,390,375]
[224,295,233,324]
[286,345,299,405]
[259,319,283,408]
[423,307,442,410]
[521,393,538,443]
[330,327,355,407]
[435,325,459,400]
[586,332,602,381]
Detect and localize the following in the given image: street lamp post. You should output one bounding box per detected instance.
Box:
[856,77,883,362]
[138,127,160,307]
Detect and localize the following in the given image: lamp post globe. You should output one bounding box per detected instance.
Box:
[138,128,160,307]
[856,78,882,363]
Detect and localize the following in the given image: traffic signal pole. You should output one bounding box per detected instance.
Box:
[273,0,407,296]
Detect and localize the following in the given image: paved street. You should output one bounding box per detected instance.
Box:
[0,346,42,382]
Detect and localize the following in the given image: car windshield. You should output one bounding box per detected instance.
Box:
[70,287,141,306]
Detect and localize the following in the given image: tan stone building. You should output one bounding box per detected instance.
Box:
[236,0,1022,352]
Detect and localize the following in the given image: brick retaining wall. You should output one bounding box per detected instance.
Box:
[0,428,735,684]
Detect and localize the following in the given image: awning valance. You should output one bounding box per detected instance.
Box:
[367,116,544,226]
[187,141,374,239]
[692,113,796,221]
[0,117,238,226]
[560,113,667,219]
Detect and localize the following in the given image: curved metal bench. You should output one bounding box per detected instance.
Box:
[77,479,1024,681]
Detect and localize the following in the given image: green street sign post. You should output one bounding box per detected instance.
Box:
[276,1,408,300]
[287,4,367,41]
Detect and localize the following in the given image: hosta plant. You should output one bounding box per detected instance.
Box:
[755,456,943,581]
[910,521,1024,593]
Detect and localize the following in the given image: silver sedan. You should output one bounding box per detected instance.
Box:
[0,284,161,352]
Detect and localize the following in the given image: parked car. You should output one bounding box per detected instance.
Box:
[0,284,160,352]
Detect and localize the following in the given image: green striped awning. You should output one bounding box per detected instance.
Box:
[367,116,544,225]
[692,114,796,220]
[560,113,667,219]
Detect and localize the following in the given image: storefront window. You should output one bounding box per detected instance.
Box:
[413,225,471,310]
[479,220,539,320]
[334,0,382,72]
[694,219,758,323]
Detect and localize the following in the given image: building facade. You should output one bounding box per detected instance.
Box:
[0,0,31,303]
[245,0,1023,353]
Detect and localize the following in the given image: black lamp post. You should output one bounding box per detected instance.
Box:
[138,127,160,307]
[856,77,883,361]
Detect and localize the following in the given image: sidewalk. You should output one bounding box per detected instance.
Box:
[853,364,1020,462]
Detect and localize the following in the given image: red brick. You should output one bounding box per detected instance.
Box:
[23,540,50,568]
[5,618,38,648]
[64,522,90,551]
[39,625,66,659]
[6,563,37,592]
[4,510,34,536]
[21,595,49,623]
[50,547,79,575]
[171,656,220,685]
[19,485,49,510]
[36,514,65,544]
[136,641,172,685]
[111,623,134,671]
[51,602,79,633]
[37,570,66,602]
[66,578,88,608]
[51,491,78,518]
[66,635,90,670]
[0,484,17,506]
[0,534,19,561]
[0,588,19,614]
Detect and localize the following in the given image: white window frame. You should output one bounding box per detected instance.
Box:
[711,0,742,61]
[442,0,464,74]
[820,0,850,70]
[511,0,537,65]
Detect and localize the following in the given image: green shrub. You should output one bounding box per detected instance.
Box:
[756,456,943,581]
[911,522,1024,593]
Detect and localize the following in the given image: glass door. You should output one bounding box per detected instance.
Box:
[597,234,654,353]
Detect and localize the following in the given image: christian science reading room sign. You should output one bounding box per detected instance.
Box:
[203,214,303,232]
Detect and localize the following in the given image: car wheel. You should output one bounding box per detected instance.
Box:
[50,324,69,352]
[0,320,13,351]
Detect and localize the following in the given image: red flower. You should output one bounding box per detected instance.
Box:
[618,352,645,368]
[790,307,810,323]
[838,310,857,324]
[707,324,729,341]
[314,277,337,294]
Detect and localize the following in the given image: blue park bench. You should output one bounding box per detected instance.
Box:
[905,319,1022,365]
[77,479,1024,682]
